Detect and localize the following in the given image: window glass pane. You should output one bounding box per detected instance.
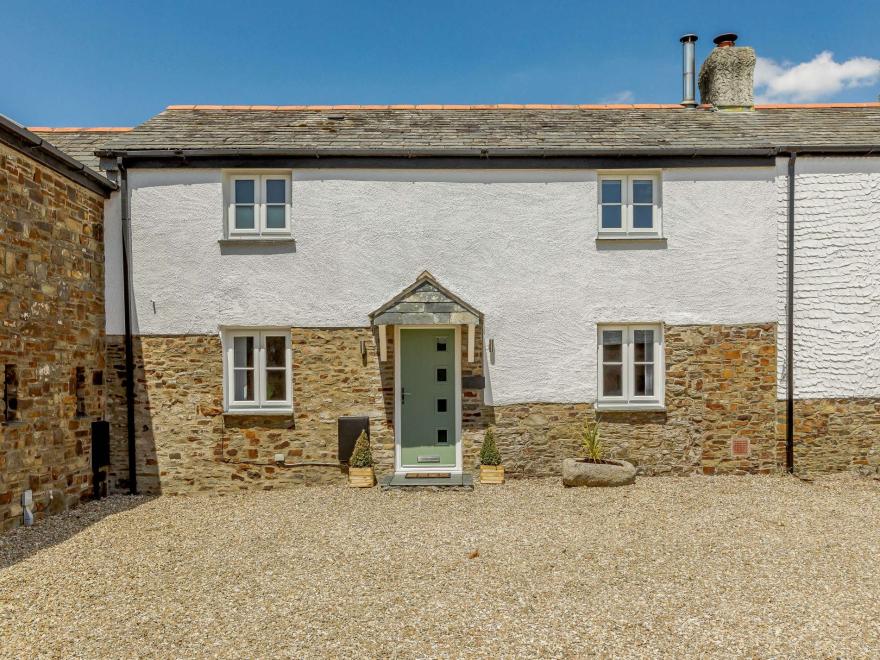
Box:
[602,330,623,362]
[233,336,254,368]
[603,365,623,396]
[265,370,286,401]
[632,179,653,204]
[436,338,447,352]
[437,398,447,413]
[265,179,286,204]
[436,368,447,382]
[234,369,254,401]
[633,205,653,229]
[437,429,448,444]
[235,205,255,229]
[634,364,655,397]
[601,179,622,204]
[266,336,285,367]
[266,205,286,229]
[234,179,255,204]
[634,330,654,362]
[601,205,622,229]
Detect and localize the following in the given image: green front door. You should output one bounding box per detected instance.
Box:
[399,328,456,469]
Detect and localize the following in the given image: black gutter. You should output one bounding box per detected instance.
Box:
[98,146,780,159]
[95,144,880,161]
[786,153,797,474]
[118,159,138,495]
[112,155,775,170]
[0,114,117,195]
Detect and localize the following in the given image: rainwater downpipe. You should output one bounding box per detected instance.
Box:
[118,158,138,495]
[785,152,796,474]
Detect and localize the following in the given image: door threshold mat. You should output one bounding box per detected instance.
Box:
[381,472,474,490]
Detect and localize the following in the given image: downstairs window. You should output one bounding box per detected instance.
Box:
[223,330,292,413]
[597,324,665,410]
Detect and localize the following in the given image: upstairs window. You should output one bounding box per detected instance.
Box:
[598,173,661,237]
[223,330,292,413]
[226,173,291,238]
[597,324,664,410]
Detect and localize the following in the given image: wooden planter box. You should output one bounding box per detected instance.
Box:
[348,466,375,488]
[480,465,505,484]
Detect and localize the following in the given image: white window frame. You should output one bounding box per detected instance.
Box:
[222,329,293,414]
[225,172,292,239]
[597,323,665,410]
[597,172,662,238]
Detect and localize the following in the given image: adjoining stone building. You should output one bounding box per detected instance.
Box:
[2,34,879,508]
[0,117,117,529]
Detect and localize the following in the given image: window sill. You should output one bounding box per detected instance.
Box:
[223,408,294,417]
[595,402,666,412]
[218,237,295,246]
[595,235,666,243]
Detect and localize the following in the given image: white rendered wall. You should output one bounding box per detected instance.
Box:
[777,157,880,400]
[103,191,123,337]
[108,167,777,405]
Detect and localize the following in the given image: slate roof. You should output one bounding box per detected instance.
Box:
[0,115,117,194]
[29,128,131,172]
[371,271,483,326]
[97,104,880,156]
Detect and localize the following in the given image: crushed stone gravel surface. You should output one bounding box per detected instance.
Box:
[1,475,878,658]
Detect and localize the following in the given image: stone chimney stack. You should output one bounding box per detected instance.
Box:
[698,33,756,111]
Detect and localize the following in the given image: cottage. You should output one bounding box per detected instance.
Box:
[4,34,880,510]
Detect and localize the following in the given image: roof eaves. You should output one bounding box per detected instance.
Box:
[0,115,118,194]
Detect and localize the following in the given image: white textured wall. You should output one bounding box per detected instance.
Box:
[777,157,880,400]
[103,191,123,336]
[109,167,777,405]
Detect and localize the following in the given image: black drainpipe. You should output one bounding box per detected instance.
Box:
[118,158,138,495]
[785,152,797,474]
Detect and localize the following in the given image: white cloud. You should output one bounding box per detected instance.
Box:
[755,51,880,102]
[602,90,634,103]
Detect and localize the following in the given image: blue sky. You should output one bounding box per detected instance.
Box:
[5,0,880,126]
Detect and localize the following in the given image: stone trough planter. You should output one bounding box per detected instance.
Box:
[562,458,636,488]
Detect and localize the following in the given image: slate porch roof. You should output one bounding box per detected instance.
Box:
[370,271,483,327]
[97,104,880,156]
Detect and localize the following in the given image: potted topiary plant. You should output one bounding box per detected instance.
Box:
[562,420,636,487]
[348,430,375,487]
[479,427,504,484]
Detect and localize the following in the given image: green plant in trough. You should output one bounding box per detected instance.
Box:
[349,430,374,468]
[581,420,604,462]
[479,428,502,466]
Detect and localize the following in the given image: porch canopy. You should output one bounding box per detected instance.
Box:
[369,271,483,361]
[370,271,482,326]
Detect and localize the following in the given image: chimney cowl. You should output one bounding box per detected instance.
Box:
[713,33,738,48]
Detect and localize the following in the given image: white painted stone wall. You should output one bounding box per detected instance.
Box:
[777,157,880,400]
[107,167,778,405]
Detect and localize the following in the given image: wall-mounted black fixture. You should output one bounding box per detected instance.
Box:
[338,416,370,464]
[91,420,110,499]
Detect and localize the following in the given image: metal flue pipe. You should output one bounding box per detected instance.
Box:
[680,34,698,108]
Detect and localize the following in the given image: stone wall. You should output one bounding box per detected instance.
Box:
[107,323,793,494]
[778,398,880,475]
[492,324,779,477]
[106,329,392,494]
[0,142,106,530]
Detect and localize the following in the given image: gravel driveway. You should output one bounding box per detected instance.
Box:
[1,475,878,658]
